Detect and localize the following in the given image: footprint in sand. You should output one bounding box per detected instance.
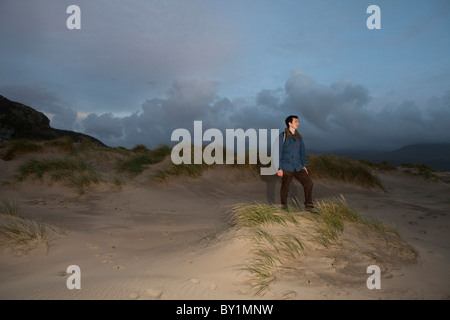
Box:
[128,293,139,299]
[147,288,163,300]
[86,243,98,249]
[101,252,116,263]
[161,230,174,240]
[189,278,200,284]
[29,199,45,206]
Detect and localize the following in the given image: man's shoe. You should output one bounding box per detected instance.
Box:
[305,206,318,213]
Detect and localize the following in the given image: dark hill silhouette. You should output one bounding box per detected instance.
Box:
[320,143,450,171]
[0,95,106,147]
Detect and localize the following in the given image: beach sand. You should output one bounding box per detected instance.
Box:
[0,150,449,300]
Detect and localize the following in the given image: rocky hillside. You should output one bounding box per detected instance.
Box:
[0,95,106,146]
[326,143,450,171]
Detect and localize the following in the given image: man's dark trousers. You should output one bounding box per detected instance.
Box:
[280,168,314,207]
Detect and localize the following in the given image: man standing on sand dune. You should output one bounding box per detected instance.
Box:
[277,115,315,211]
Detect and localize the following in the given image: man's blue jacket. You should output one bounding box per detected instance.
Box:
[278,128,307,172]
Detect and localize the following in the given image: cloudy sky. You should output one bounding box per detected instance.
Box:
[1,0,449,151]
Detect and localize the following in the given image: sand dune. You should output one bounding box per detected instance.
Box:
[0,148,449,300]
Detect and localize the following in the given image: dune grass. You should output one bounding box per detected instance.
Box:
[152,144,278,181]
[230,196,402,296]
[0,198,19,216]
[308,195,399,248]
[116,144,172,176]
[358,160,397,171]
[400,163,441,181]
[3,139,388,190]
[307,154,386,191]
[153,162,212,180]
[231,202,300,228]
[230,202,306,295]
[43,136,75,152]
[67,138,98,155]
[0,137,79,161]
[16,157,100,194]
[219,151,386,191]
[152,146,386,191]
[0,199,66,254]
[0,140,43,161]
[6,140,174,190]
[0,215,59,254]
[152,144,215,180]
[0,216,67,254]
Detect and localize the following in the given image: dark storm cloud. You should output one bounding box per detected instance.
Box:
[77,71,450,150]
[372,92,450,147]
[2,73,448,152]
[282,71,372,132]
[256,89,280,107]
[280,71,450,150]
[80,78,238,147]
[82,113,123,139]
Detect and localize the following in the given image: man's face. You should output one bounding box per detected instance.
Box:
[289,118,299,130]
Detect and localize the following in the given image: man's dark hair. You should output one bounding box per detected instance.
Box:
[285,115,298,128]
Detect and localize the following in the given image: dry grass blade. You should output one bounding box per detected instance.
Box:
[0,198,19,216]
[231,195,408,296]
[0,215,66,254]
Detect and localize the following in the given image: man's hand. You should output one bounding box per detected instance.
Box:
[303,167,309,174]
[277,169,283,177]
